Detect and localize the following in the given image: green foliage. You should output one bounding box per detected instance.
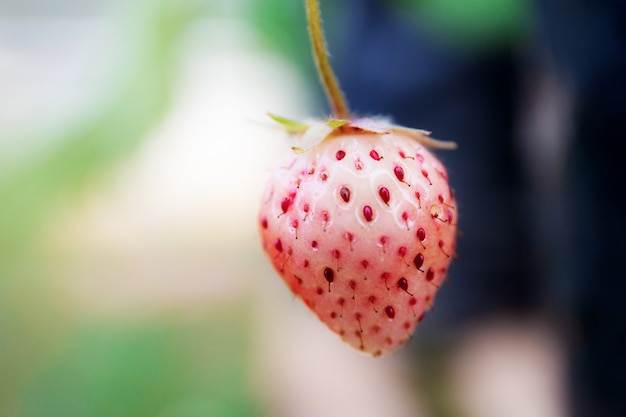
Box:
[246,0,311,74]
[393,0,530,48]
[16,307,258,417]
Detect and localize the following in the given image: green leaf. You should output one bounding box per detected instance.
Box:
[327,119,348,129]
[267,113,310,134]
[291,122,335,153]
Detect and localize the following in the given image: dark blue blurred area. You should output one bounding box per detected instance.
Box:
[327,1,625,416]
[332,0,530,326]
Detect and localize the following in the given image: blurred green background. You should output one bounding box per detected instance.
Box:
[1,1,277,415]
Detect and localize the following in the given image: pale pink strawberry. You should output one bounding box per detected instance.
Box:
[259,118,457,356]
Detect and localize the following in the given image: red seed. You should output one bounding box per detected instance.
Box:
[381,272,391,290]
[340,186,351,203]
[322,211,330,229]
[398,278,413,295]
[394,166,405,181]
[422,169,432,185]
[368,295,378,312]
[402,211,410,228]
[336,150,346,160]
[385,306,396,319]
[363,206,374,222]
[413,253,424,270]
[280,198,291,214]
[426,268,435,281]
[324,267,334,283]
[378,187,390,205]
[370,150,382,160]
[349,280,357,299]
[399,150,413,159]
[291,218,299,233]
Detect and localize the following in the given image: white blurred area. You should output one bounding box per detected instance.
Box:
[51,18,303,312]
[0,15,298,309]
[0,10,567,417]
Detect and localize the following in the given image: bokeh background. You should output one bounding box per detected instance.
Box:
[1,1,624,417]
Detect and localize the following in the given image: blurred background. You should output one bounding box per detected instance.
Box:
[1,1,624,417]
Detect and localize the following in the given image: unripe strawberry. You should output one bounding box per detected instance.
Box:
[259,118,457,356]
[258,0,458,356]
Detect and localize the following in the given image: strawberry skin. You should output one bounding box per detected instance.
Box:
[259,122,457,356]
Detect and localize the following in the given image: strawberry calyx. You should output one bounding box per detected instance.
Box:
[278,1,457,154]
[268,113,457,153]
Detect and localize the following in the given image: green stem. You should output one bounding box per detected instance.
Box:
[306,0,350,119]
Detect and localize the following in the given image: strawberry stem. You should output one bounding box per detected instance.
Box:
[305,0,350,119]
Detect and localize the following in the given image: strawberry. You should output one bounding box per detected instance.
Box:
[259,117,457,356]
[258,0,458,356]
